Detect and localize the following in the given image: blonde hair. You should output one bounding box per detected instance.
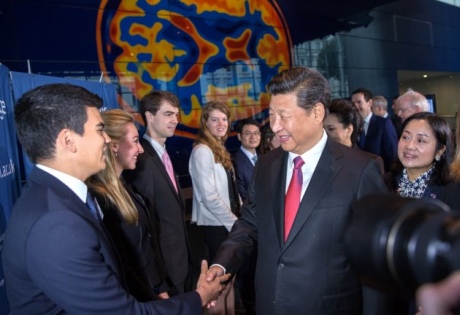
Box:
[194,101,233,169]
[86,109,139,224]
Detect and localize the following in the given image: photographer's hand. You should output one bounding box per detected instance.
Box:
[416,272,460,315]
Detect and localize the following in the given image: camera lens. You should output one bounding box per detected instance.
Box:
[344,194,460,293]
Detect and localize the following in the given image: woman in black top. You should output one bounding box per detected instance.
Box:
[87,109,169,301]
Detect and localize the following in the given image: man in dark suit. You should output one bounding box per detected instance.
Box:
[352,88,398,171]
[124,90,191,296]
[2,84,228,314]
[233,118,261,201]
[372,95,402,138]
[206,68,389,315]
[232,118,261,315]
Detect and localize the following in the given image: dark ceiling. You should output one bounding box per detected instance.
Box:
[276,0,398,44]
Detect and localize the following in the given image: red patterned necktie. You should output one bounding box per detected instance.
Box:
[284,156,304,241]
[162,150,178,192]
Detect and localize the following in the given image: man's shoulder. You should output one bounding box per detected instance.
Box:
[370,114,386,125]
[329,141,373,164]
[257,147,285,164]
[233,149,248,163]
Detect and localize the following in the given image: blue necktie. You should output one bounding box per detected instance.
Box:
[86,193,100,221]
[252,155,258,165]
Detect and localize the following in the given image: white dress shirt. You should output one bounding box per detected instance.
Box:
[285,130,328,199]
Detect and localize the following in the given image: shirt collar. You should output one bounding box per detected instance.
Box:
[36,164,88,203]
[143,133,166,157]
[287,129,328,164]
[364,112,372,124]
[240,145,257,161]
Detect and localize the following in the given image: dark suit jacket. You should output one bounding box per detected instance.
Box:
[232,148,255,201]
[389,115,402,138]
[124,138,190,293]
[2,167,201,314]
[359,114,398,172]
[92,181,169,301]
[438,182,460,214]
[213,139,388,315]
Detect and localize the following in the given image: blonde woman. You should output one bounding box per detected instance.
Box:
[87,109,170,301]
[189,101,239,315]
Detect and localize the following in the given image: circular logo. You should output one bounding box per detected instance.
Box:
[96,0,291,130]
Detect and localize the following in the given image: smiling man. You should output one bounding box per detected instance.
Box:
[352,88,398,171]
[2,84,228,314]
[207,67,390,315]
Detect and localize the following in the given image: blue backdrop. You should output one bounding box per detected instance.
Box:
[10,72,119,179]
[0,65,21,315]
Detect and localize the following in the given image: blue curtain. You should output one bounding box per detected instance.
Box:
[0,65,21,315]
[10,72,119,179]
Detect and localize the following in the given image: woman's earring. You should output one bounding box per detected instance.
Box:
[435,156,440,161]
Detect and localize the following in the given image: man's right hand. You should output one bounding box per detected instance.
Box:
[206,265,225,282]
[195,260,230,307]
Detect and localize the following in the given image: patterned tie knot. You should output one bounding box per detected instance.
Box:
[293,156,304,170]
[252,155,258,163]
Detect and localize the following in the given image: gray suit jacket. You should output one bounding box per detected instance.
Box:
[213,139,388,315]
[124,138,190,292]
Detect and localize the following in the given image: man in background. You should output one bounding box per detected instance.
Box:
[232,117,260,315]
[396,89,429,122]
[372,95,402,137]
[124,90,191,296]
[352,88,398,171]
[2,83,228,314]
[233,118,261,201]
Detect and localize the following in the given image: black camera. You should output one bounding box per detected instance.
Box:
[344,194,460,294]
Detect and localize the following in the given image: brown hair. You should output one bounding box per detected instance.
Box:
[194,101,232,169]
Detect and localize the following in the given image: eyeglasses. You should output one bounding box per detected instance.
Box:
[398,107,411,114]
[242,131,261,136]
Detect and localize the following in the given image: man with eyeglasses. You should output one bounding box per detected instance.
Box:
[232,117,261,315]
[396,89,429,122]
[234,118,261,202]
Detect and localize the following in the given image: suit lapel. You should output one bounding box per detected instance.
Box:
[365,115,377,144]
[31,168,126,283]
[142,138,183,203]
[266,150,289,249]
[282,140,342,250]
[241,150,255,172]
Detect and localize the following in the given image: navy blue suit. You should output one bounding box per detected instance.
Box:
[359,114,398,171]
[2,167,201,314]
[233,148,255,201]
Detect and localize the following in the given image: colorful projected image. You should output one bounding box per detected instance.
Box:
[97,0,291,130]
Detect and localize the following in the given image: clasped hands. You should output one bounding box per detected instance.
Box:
[196,260,230,308]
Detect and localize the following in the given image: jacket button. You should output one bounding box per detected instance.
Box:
[278,263,284,269]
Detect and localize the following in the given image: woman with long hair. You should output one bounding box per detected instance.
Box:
[189,101,239,315]
[87,109,170,301]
